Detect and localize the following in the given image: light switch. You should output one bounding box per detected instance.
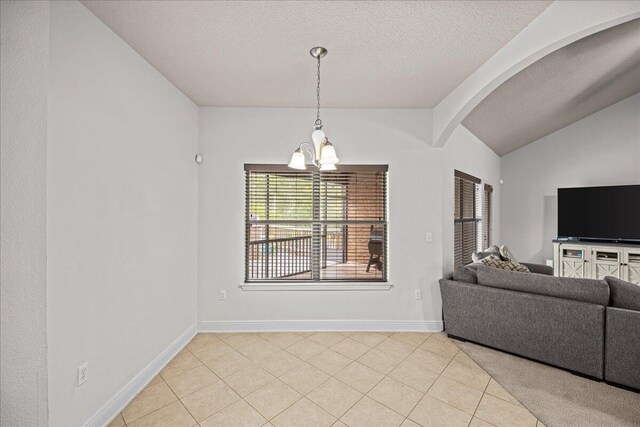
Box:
[425,232,433,243]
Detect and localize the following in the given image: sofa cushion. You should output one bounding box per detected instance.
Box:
[481,255,530,272]
[605,276,640,311]
[477,266,610,306]
[453,262,483,284]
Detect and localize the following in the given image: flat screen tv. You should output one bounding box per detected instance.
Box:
[557,185,640,243]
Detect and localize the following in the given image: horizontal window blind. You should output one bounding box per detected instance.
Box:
[454,170,481,269]
[483,184,493,250]
[245,164,388,282]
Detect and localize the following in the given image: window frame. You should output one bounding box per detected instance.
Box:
[242,164,391,291]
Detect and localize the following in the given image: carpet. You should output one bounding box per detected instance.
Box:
[455,340,640,427]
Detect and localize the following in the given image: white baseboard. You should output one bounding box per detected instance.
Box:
[198,320,443,333]
[84,323,197,427]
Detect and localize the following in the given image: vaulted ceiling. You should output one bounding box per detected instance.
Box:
[463,18,640,156]
[81,0,551,108]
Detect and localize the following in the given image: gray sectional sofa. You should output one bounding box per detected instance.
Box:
[440,264,640,390]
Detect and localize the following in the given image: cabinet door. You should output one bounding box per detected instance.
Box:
[560,246,587,278]
[562,259,587,278]
[624,249,640,285]
[591,248,622,280]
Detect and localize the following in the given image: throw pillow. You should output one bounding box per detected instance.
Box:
[605,276,640,311]
[472,245,503,262]
[499,245,517,263]
[481,255,529,272]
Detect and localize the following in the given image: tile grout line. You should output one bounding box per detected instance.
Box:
[120,375,179,425]
[124,333,409,426]
[121,334,283,426]
[374,337,433,427]
[260,334,350,424]
[256,332,389,425]
[331,334,429,426]
[246,333,353,424]
[400,334,507,426]
[453,343,537,426]
[122,332,526,427]
[433,343,494,427]
[400,334,457,427]
[252,332,452,427]
[200,332,334,425]
[122,376,191,426]
[184,342,254,425]
[171,347,214,425]
[450,343,508,427]
[197,340,274,425]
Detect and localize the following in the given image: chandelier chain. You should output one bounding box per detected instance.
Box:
[315,56,322,127]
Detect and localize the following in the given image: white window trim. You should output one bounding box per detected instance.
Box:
[239,282,393,291]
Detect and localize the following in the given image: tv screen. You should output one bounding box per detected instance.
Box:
[558,185,640,242]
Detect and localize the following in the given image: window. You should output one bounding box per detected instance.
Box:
[245,164,388,282]
[483,183,493,249]
[454,170,481,269]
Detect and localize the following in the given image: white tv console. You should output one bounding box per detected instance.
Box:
[553,240,640,284]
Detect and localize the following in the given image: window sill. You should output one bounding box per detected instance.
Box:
[239,282,393,291]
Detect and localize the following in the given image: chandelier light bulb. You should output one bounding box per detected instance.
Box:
[288,149,307,170]
[319,141,339,166]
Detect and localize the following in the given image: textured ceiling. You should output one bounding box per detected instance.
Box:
[463,19,640,156]
[80,0,551,108]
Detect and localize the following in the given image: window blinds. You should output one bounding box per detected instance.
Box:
[483,183,493,250]
[245,164,388,282]
[454,170,481,269]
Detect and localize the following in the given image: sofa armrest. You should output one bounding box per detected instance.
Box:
[521,262,553,276]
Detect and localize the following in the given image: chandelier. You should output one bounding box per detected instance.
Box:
[288,47,339,171]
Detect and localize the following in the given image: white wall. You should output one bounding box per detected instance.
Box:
[47,2,198,425]
[1,2,50,426]
[442,125,502,274]
[199,108,450,327]
[198,108,501,328]
[501,93,640,264]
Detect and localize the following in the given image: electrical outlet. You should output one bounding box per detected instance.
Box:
[425,232,433,243]
[219,290,227,301]
[77,363,88,386]
[415,289,422,300]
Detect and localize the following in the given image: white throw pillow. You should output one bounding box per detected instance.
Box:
[499,245,517,263]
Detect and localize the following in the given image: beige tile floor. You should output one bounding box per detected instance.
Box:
[109,332,547,427]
